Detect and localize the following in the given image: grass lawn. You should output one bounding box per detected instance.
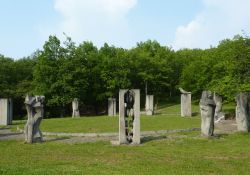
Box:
[0,132,250,175]
[12,103,235,133]
[13,115,201,133]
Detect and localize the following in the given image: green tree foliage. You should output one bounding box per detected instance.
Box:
[1,34,249,118]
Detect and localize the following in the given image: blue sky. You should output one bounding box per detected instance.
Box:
[1,0,250,59]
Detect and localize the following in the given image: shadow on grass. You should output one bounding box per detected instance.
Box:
[141,135,167,143]
[192,112,199,116]
[45,137,70,143]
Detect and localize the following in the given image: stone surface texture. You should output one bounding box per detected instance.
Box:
[236,92,250,132]
[145,95,154,116]
[213,93,224,123]
[24,95,45,143]
[108,98,116,116]
[0,98,13,125]
[72,98,80,118]
[200,91,216,136]
[119,89,140,144]
[179,88,192,117]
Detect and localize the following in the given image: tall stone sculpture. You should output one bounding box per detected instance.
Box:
[24,95,45,143]
[236,92,250,132]
[119,89,140,144]
[145,95,154,116]
[200,91,216,137]
[0,98,13,125]
[108,98,116,116]
[72,98,80,118]
[179,88,192,117]
[213,93,223,123]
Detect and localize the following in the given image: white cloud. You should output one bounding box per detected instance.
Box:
[173,0,250,50]
[51,0,137,46]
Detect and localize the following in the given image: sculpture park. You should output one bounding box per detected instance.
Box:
[0,1,250,175]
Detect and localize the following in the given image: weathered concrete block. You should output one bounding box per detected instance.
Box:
[0,98,13,125]
[179,88,192,117]
[108,98,116,116]
[24,95,45,143]
[236,92,250,132]
[119,89,140,144]
[200,91,215,137]
[145,95,154,116]
[72,98,80,118]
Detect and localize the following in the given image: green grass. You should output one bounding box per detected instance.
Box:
[0,132,250,175]
[0,102,247,174]
[10,103,235,133]
[12,115,200,133]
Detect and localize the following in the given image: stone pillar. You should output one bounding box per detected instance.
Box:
[24,95,45,143]
[236,92,250,132]
[179,88,192,117]
[72,98,80,118]
[200,91,216,137]
[0,98,13,125]
[145,95,154,116]
[213,93,223,123]
[108,98,116,116]
[119,89,140,144]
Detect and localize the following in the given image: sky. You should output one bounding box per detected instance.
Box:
[1,0,250,59]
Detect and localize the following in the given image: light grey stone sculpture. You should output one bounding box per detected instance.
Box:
[145,95,154,116]
[236,92,250,132]
[179,88,192,117]
[213,93,224,123]
[24,95,45,143]
[108,98,116,116]
[0,98,13,125]
[200,91,216,137]
[119,89,140,144]
[72,98,80,118]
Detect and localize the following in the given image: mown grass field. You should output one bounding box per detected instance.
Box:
[1,102,246,175]
[0,132,250,175]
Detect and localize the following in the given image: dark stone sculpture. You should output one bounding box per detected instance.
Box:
[124,90,135,143]
[24,95,45,143]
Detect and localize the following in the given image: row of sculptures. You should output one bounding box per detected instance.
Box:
[23,90,250,144]
[200,91,250,137]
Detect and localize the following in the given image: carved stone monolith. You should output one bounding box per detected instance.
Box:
[72,98,80,118]
[236,92,250,132]
[200,91,216,137]
[145,95,154,116]
[179,88,192,117]
[213,93,224,123]
[0,98,13,125]
[108,98,116,116]
[24,95,45,143]
[119,89,140,144]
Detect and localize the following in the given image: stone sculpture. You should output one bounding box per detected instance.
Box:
[24,95,45,143]
[145,95,154,116]
[72,98,80,118]
[200,91,216,137]
[108,98,116,116]
[236,92,250,132]
[179,88,192,117]
[119,89,140,144]
[213,93,224,123]
[0,98,13,125]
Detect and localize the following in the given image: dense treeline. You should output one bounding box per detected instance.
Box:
[0,34,249,118]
